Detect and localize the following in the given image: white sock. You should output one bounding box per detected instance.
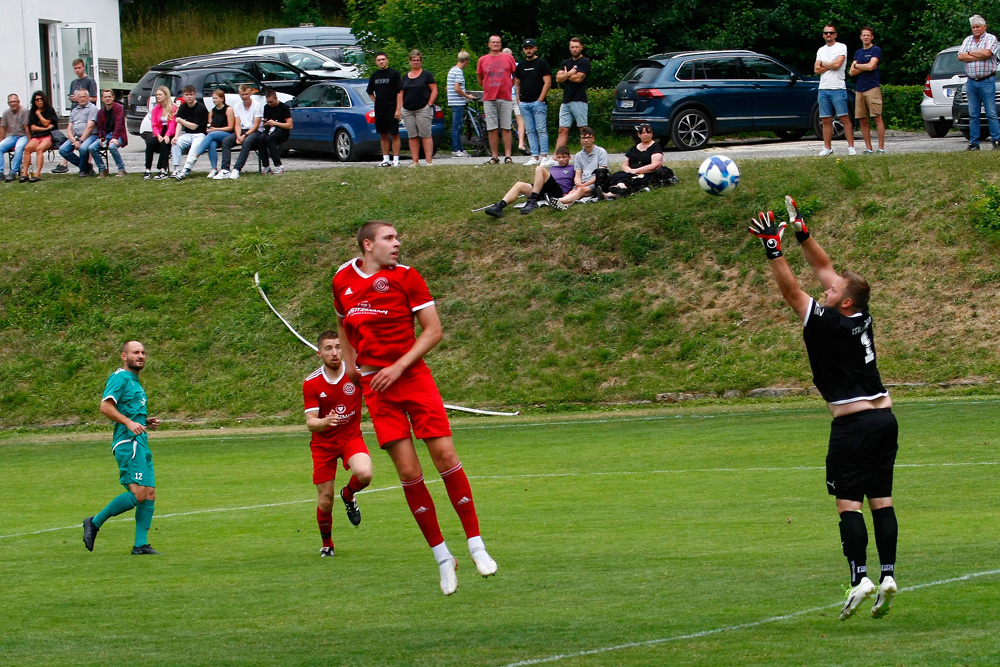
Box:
[382,154,390,163]
[392,156,399,165]
[468,535,485,554]
[431,541,452,564]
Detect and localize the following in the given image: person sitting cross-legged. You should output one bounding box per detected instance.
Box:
[483,145,574,217]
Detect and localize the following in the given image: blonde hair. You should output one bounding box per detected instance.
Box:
[154,85,176,119]
[457,51,470,63]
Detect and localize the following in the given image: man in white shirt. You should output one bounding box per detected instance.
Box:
[814,24,856,157]
[215,84,263,180]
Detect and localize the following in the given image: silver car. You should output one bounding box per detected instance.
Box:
[921,46,966,137]
[214,45,359,79]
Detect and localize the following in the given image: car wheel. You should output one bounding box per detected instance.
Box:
[924,120,952,138]
[670,108,711,150]
[811,108,851,141]
[334,129,357,162]
[775,129,808,141]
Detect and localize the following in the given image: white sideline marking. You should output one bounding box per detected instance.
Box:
[499,569,1000,667]
[0,461,995,541]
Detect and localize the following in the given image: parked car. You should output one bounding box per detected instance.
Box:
[213,44,359,79]
[152,55,335,97]
[286,81,443,161]
[256,26,356,47]
[610,50,854,150]
[921,46,966,138]
[950,82,1000,140]
[126,67,292,135]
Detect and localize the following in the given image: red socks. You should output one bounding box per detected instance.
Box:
[342,475,368,502]
[401,475,444,547]
[316,506,333,548]
[441,463,480,538]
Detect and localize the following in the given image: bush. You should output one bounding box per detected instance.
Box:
[972,178,1000,236]
[881,85,924,132]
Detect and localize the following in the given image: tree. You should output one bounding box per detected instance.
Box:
[283,0,324,26]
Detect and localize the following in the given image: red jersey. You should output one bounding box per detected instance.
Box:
[332,258,435,369]
[302,363,363,447]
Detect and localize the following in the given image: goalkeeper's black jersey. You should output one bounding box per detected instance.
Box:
[802,298,889,405]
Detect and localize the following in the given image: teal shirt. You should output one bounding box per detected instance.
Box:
[102,368,148,450]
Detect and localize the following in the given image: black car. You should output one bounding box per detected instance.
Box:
[125,67,287,135]
[611,50,854,150]
[951,83,1000,140]
[153,55,328,98]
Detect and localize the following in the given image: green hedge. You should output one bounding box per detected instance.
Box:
[881,85,924,132]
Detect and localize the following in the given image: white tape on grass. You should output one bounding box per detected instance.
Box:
[499,568,1000,667]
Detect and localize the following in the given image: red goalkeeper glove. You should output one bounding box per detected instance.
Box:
[785,195,810,244]
[748,211,786,260]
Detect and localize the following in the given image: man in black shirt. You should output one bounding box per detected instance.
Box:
[366,51,402,167]
[172,85,209,179]
[259,90,293,174]
[515,39,552,166]
[749,196,899,622]
[555,37,591,150]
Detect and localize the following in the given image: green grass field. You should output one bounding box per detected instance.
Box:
[2,399,998,666]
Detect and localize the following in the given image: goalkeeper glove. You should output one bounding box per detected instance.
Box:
[785,195,810,244]
[748,211,786,260]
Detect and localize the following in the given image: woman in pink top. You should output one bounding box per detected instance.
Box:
[144,86,176,180]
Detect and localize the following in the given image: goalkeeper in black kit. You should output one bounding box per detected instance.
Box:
[749,196,899,621]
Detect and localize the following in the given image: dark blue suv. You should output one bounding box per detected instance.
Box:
[611,50,853,150]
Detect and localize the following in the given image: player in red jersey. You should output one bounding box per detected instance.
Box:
[303,330,373,557]
[333,220,497,595]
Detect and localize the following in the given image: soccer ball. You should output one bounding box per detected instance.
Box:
[697,155,740,196]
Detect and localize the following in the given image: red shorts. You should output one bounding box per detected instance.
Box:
[361,366,452,447]
[310,434,370,485]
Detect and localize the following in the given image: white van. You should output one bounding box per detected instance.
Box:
[256,26,356,47]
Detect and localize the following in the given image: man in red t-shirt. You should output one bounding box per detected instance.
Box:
[477,34,517,164]
[333,221,498,595]
[303,330,373,557]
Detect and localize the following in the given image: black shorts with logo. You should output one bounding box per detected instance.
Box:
[825,408,898,502]
[539,175,565,200]
[374,113,399,136]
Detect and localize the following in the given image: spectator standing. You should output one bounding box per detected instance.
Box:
[216,84,263,180]
[555,37,591,150]
[446,51,475,158]
[170,85,209,178]
[53,58,97,174]
[814,24,856,156]
[1,93,30,183]
[958,14,1000,150]
[515,39,552,167]
[21,91,59,182]
[367,52,403,167]
[849,27,885,154]
[400,50,438,166]
[143,86,176,181]
[503,48,527,154]
[90,89,129,177]
[259,89,293,174]
[477,35,517,164]
[58,88,99,176]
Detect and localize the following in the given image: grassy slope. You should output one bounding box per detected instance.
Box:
[1,401,998,665]
[2,153,1000,427]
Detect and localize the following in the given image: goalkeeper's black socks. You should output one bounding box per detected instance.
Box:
[872,506,898,583]
[839,510,869,586]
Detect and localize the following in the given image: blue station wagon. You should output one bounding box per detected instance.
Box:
[611,50,854,150]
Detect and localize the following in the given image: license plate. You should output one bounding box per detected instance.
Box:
[620,100,634,109]
[136,104,148,112]
[945,89,954,97]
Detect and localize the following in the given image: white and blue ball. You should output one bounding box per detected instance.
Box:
[697,155,740,196]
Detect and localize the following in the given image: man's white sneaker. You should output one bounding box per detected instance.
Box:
[470,548,498,577]
[523,156,540,166]
[376,160,391,167]
[817,148,834,157]
[871,576,897,618]
[272,166,285,174]
[261,167,272,175]
[839,577,876,621]
[213,170,230,180]
[847,146,857,156]
[228,169,240,180]
[206,169,217,178]
[539,157,558,168]
[439,556,458,596]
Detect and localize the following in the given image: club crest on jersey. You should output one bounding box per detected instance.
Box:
[335,404,347,414]
[343,383,356,395]
[373,277,390,293]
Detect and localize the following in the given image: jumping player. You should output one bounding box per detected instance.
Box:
[333,221,498,595]
[83,341,162,555]
[304,331,373,557]
[749,197,899,621]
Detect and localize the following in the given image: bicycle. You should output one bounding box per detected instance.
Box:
[460,90,488,156]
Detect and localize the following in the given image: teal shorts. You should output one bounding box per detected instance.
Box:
[113,437,155,488]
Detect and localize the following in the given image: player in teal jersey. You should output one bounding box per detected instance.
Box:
[83,340,162,555]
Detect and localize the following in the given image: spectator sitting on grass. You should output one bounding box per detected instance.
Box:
[484,145,574,217]
[603,122,663,199]
[556,126,609,205]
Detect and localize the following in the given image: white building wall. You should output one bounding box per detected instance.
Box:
[1,0,122,112]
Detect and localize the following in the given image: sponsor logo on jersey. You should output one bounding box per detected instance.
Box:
[373,277,390,293]
[319,391,327,398]
[343,383,356,395]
